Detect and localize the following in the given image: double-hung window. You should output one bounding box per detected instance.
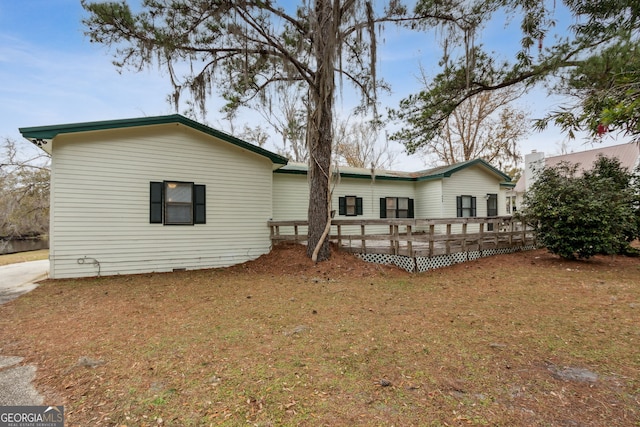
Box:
[150,181,206,225]
[456,195,476,217]
[165,182,193,224]
[506,195,516,214]
[338,196,363,216]
[380,197,414,218]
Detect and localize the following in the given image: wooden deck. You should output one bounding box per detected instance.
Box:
[268,216,536,258]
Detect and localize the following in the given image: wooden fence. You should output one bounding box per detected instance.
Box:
[268,216,535,258]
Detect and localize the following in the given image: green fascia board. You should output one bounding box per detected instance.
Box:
[19,114,288,165]
[500,182,516,188]
[338,171,414,182]
[274,167,415,182]
[275,158,512,183]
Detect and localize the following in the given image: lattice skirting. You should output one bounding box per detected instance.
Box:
[355,245,537,273]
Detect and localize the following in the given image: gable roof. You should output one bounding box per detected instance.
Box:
[276,158,513,184]
[19,114,289,165]
[544,142,639,172]
[414,158,513,183]
[513,142,640,193]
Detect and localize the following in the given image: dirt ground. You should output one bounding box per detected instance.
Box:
[0,243,639,426]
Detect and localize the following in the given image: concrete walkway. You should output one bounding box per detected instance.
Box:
[0,259,49,305]
[0,259,49,405]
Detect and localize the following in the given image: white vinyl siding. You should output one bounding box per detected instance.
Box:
[272,173,309,221]
[336,179,415,234]
[442,165,504,232]
[48,124,273,278]
[273,174,416,235]
[415,179,443,218]
[441,165,503,217]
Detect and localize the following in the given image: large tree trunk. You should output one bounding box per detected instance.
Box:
[306,0,335,262]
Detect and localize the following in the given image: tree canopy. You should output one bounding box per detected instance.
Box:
[391,0,640,152]
[404,86,528,172]
[0,138,50,241]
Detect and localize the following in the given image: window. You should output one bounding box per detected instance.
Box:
[380,197,414,218]
[338,196,363,216]
[150,181,206,225]
[486,193,498,231]
[456,195,476,217]
[506,195,516,214]
[166,182,193,224]
[486,194,498,217]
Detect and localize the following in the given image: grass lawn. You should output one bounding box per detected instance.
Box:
[0,249,49,266]
[0,244,638,426]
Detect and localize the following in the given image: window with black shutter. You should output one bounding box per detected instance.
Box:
[150,181,206,225]
[380,197,414,218]
[338,196,363,216]
[456,195,476,217]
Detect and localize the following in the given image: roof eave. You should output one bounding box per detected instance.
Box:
[19,114,289,165]
[274,167,416,181]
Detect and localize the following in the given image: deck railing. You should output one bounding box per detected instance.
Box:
[268,216,535,258]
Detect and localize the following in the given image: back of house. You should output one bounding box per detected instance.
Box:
[20,115,287,278]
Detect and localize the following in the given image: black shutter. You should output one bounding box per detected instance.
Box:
[471,196,477,217]
[356,197,363,216]
[150,182,163,223]
[456,196,462,217]
[379,198,387,218]
[408,198,414,218]
[194,184,206,224]
[338,197,346,216]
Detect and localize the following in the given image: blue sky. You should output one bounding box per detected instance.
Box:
[0,0,625,170]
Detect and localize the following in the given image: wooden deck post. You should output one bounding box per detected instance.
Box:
[393,224,400,255]
[389,224,394,253]
[429,224,435,257]
[509,218,514,245]
[462,222,467,253]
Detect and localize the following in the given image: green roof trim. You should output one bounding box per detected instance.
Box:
[337,172,413,181]
[274,167,414,181]
[19,114,288,165]
[275,158,512,183]
[414,158,512,182]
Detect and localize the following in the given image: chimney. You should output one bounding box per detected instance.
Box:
[524,150,545,191]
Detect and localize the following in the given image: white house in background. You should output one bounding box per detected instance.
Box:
[20,114,515,279]
[511,142,640,210]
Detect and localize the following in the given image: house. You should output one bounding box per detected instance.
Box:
[510,142,640,210]
[20,114,515,278]
[273,160,515,232]
[20,115,287,278]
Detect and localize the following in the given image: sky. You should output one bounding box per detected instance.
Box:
[0,0,628,171]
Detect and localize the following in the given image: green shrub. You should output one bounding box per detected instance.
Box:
[521,155,639,260]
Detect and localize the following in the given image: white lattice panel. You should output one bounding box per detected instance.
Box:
[356,245,538,273]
